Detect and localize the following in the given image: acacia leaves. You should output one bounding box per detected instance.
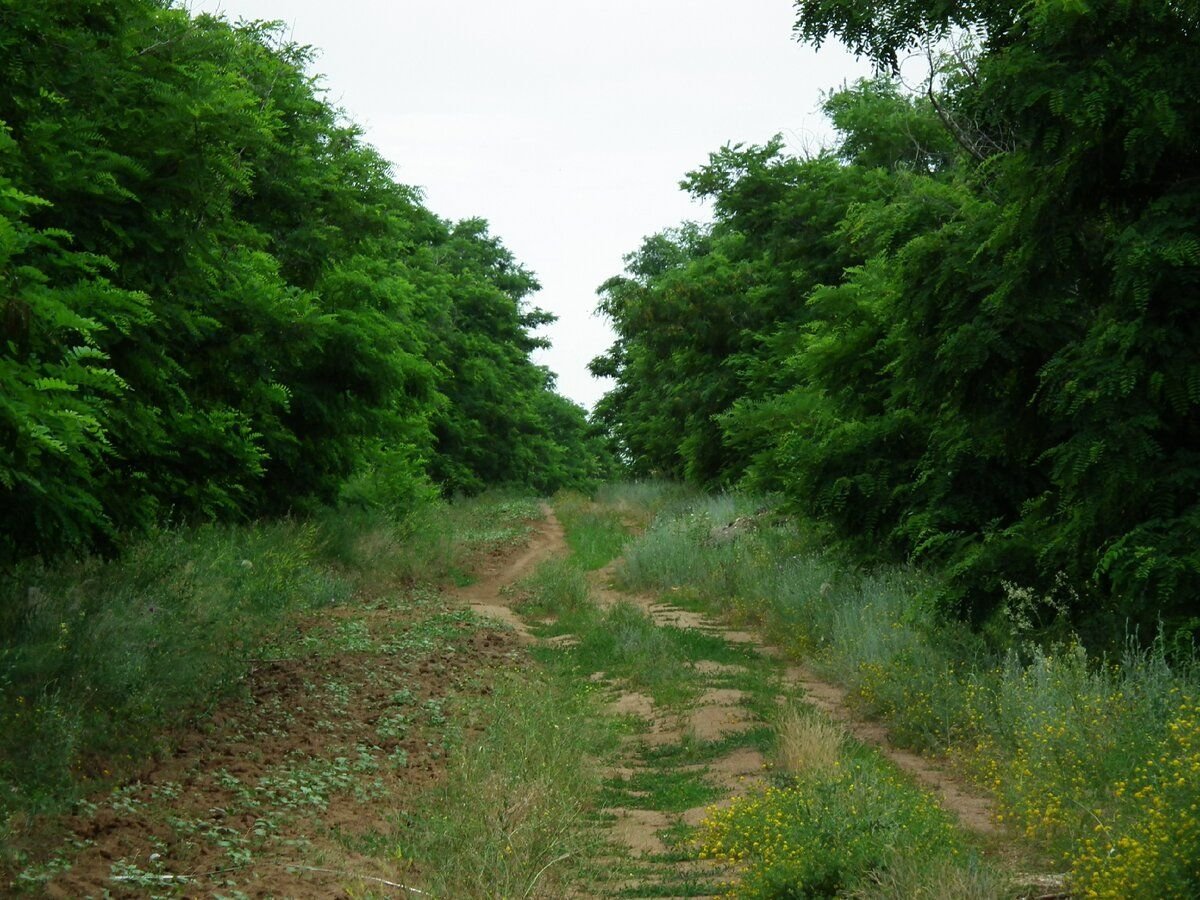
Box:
[594,2,1200,640]
[0,2,603,562]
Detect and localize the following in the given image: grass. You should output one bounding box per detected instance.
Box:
[399,672,618,899]
[695,700,1004,898]
[513,552,697,705]
[616,489,1200,897]
[599,768,723,814]
[552,481,692,572]
[641,727,777,767]
[520,490,1010,897]
[517,555,771,710]
[554,491,632,570]
[535,601,698,707]
[0,490,541,864]
[24,480,1192,897]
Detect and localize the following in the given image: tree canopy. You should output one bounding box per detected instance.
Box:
[593,2,1200,643]
[1,0,608,562]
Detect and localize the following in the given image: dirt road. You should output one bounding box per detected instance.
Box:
[28,503,1028,897]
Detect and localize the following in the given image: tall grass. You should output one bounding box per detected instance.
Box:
[592,479,692,516]
[617,491,1200,896]
[552,481,691,571]
[0,492,541,851]
[551,492,630,570]
[401,673,615,898]
[1,521,346,817]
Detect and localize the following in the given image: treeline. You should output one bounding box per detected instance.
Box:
[0,1,607,563]
[592,2,1200,641]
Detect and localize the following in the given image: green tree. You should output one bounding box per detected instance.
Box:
[0,0,606,561]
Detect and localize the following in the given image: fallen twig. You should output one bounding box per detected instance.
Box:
[283,864,427,895]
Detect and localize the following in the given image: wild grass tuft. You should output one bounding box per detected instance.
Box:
[847,855,1012,899]
[697,738,975,898]
[593,479,692,519]
[514,556,591,620]
[774,706,842,778]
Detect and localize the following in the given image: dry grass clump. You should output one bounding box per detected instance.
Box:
[775,705,843,777]
[848,855,1011,899]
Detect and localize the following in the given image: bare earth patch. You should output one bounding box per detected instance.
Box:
[604,808,672,856]
[609,691,657,719]
[690,660,746,676]
[41,620,521,898]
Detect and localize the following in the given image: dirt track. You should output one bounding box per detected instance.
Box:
[466,506,1013,896]
[31,504,1015,897]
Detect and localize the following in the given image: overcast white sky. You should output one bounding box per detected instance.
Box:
[190,0,869,409]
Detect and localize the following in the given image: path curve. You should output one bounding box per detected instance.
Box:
[458,502,566,640]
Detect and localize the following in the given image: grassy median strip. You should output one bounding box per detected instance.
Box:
[399,671,619,899]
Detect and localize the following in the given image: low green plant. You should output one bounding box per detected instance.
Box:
[544,602,696,706]
[0,492,543,860]
[0,519,347,820]
[554,496,631,570]
[514,557,591,620]
[1067,689,1200,898]
[696,739,976,898]
[593,480,692,520]
[847,855,1010,900]
[599,768,722,814]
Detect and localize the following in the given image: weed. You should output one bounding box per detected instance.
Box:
[600,769,722,814]
[697,741,972,898]
[514,556,591,620]
[847,855,1012,899]
[618,490,1200,895]
[593,479,691,515]
[643,727,777,767]
[0,491,544,867]
[543,602,695,706]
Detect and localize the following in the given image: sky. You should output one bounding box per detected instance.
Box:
[190,0,870,409]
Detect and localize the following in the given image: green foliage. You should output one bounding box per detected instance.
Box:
[554,491,633,570]
[0,0,608,562]
[0,134,152,557]
[0,518,349,816]
[593,4,1200,636]
[697,744,969,898]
